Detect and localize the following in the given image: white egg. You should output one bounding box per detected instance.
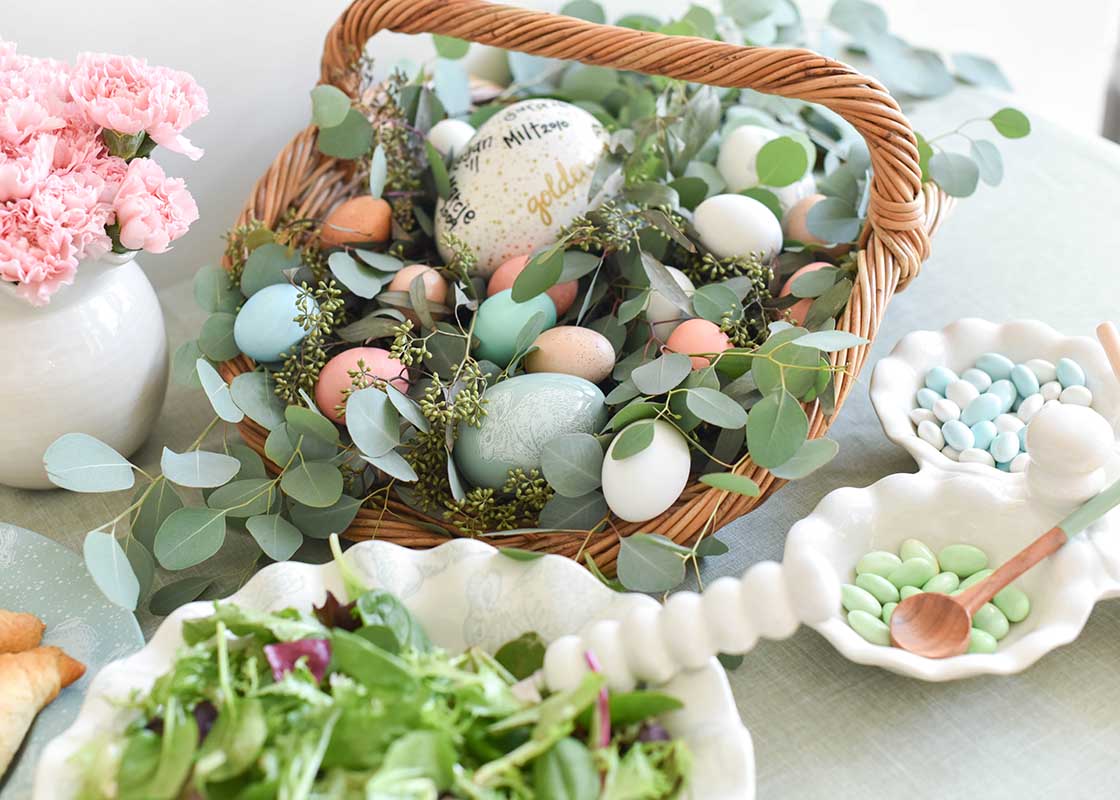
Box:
[772,172,817,214]
[602,419,691,522]
[644,265,695,339]
[435,99,618,276]
[427,118,476,158]
[717,124,816,212]
[693,194,783,260]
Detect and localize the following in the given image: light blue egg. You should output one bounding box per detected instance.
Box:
[970,420,997,451]
[924,366,957,395]
[916,388,941,410]
[989,379,1017,413]
[1018,425,1028,451]
[961,392,1002,426]
[1010,364,1040,398]
[990,431,1020,463]
[472,289,557,366]
[961,367,992,392]
[233,283,318,363]
[976,353,1014,380]
[1056,357,1086,389]
[942,420,974,451]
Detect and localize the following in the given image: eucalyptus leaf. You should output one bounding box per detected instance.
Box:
[426,141,451,199]
[970,139,1004,186]
[953,53,1011,91]
[193,265,240,313]
[122,536,155,598]
[691,283,742,324]
[769,437,839,479]
[289,494,362,539]
[172,340,204,388]
[560,0,605,22]
[631,353,692,395]
[789,265,840,298]
[153,507,228,570]
[241,243,300,297]
[432,34,470,60]
[197,359,245,423]
[84,530,140,610]
[386,384,430,432]
[208,478,276,518]
[246,514,303,561]
[610,420,656,460]
[641,253,692,314]
[149,576,214,616]
[698,472,760,497]
[684,4,717,37]
[433,58,471,117]
[668,176,708,211]
[281,461,344,508]
[540,433,604,497]
[828,0,887,40]
[607,401,662,431]
[533,738,599,800]
[990,107,1030,139]
[751,327,815,396]
[447,455,466,502]
[806,197,862,243]
[197,313,239,361]
[617,533,686,592]
[617,291,649,325]
[684,387,749,428]
[229,443,268,480]
[328,251,385,299]
[746,389,809,468]
[367,144,388,199]
[346,387,400,457]
[45,433,134,493]
[929,151,979,198]
[538,491,609,530]
[264,424,298,466]
[513,311,550,356]
[604,379,640,405]
[409,272,437,330]
[160,447,241,489]
[803,278,853,331]
[362,450,418,483]
[310,84,352,129]
[286,404,340,445]
[132,480,184,550]
[867,35,954,98]
[755,136,808,187]
[317,108,374,159]
[789,330,868,351]
[559,251,601,282]
[337,312,404,343]
[230,371,286,430]
[512,248,563,302]
[695,536,729,557]
[741,187,782,222]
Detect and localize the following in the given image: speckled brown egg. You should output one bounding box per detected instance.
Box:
[524,326,615,384]
[321,196,392,247]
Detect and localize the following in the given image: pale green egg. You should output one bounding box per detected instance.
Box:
[472,289,557,366]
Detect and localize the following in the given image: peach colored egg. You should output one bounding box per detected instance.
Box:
[388,264,449,306]
[487,254,580,316]
[779,261,832,326]
[782,194,826,245]
[315,347,409,423]
[665,319,732,370]
[524,326,616,384]
[321,196,392,247]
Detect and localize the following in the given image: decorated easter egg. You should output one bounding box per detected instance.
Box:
[644,265,695,339]
[716,124,816,212]
[455,372,608,489]
[524,326,615,384]
[779,261,832,326]
[315,347,409,423]
[428,118,476,157]
[487,254,579,315]
[233,283,318,363]
[666,319,732,369]
[321,196,391,247]
[602,419,691,522]
[434,99,616,276]
[693,194,782,261]
[472,289,557,366]
[388,264,449,306]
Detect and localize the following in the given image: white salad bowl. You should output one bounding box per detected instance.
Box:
[870,317,1120,478]
[35,539,754,800]
[783,468,1120,681]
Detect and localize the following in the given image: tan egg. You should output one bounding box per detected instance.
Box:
[779,261,831,326]
[388,264,449,305]
[321,196,392,247]
[524,326,616,384]
[783,194,847,256]
[665,319,732,369]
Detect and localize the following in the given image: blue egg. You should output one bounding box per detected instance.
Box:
[942,420,974,451]
[1056,357,1086,389]
[233,283,318,363]
[976,353,1014,381]
[988,379,1018,413]
[989,431,1020,463]
[970,420,997,451]
[961,392,1002,426]
[916,388,941,410]
[924,366,957,395]
[1010,364,1040,398]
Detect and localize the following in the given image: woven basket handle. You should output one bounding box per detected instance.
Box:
[321,0,929,278]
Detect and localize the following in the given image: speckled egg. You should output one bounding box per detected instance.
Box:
[779,261,832,326]
[693,194,783,261]
[315,347,409,423]
[233,283,319,363]
[388,264,449,306]
[321,196,392,247]
[602,419,691,522]
[524,326,615,383]
[644,265,695,339]
[434,99,618,276]
[716,124,816,212]
[666,319,732,369]
[428,118,476,157]
[472,289,557,366]
[455,372,608,489]
[487,254,580,316]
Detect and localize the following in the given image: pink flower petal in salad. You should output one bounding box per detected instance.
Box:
[584,650,611,748]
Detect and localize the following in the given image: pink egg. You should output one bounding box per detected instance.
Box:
[487,254,579,316]
[779,262,832,326]
[388,264,449,306]
[665,319,732,370]
[315,347,409,423]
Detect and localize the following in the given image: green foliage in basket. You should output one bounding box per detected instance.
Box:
[48,0,1033,616]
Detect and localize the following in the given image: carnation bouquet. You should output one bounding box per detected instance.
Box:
[0,42,206,304]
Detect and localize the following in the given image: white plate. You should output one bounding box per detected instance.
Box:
[35,539,753,799]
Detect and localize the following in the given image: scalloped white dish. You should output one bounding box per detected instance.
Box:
[35,539,753,800]
[870,318,1120,478]
[783,469,1120,681]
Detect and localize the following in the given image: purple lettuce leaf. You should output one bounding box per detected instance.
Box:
[264,638,332,682]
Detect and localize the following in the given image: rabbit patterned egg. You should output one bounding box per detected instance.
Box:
[434,99,617,276]
[454,373,608,489]
[602,419,691,522]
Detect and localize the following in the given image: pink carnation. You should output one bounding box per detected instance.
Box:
[0,135,56,202]
[113,157,198,253]
[70,53,208,160]
[0,198,79,306]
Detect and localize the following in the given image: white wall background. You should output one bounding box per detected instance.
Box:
[7,0,1119,289]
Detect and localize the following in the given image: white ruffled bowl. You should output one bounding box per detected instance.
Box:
[783,468,1120,681]
[870,317,1120,478]
[35,539,753,800]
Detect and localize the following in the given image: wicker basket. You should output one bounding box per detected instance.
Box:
[219,0,953,570]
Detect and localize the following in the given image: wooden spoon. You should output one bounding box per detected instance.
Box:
[1097,321,1120,382]
[890,477,1120,658]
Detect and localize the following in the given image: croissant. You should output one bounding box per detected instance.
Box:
[0,610,45,653]
[0,646,85,775]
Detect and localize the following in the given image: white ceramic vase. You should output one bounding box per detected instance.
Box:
[0,255,168,489]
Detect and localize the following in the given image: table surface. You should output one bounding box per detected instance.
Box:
[4,87,1120,799]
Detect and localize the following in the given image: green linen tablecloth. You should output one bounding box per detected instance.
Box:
[3,87,1119,798]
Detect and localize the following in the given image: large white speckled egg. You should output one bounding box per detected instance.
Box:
[602,419,691,522]
[435,99,615,276]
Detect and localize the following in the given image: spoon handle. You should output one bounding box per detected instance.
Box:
[1096,322,1120,384]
